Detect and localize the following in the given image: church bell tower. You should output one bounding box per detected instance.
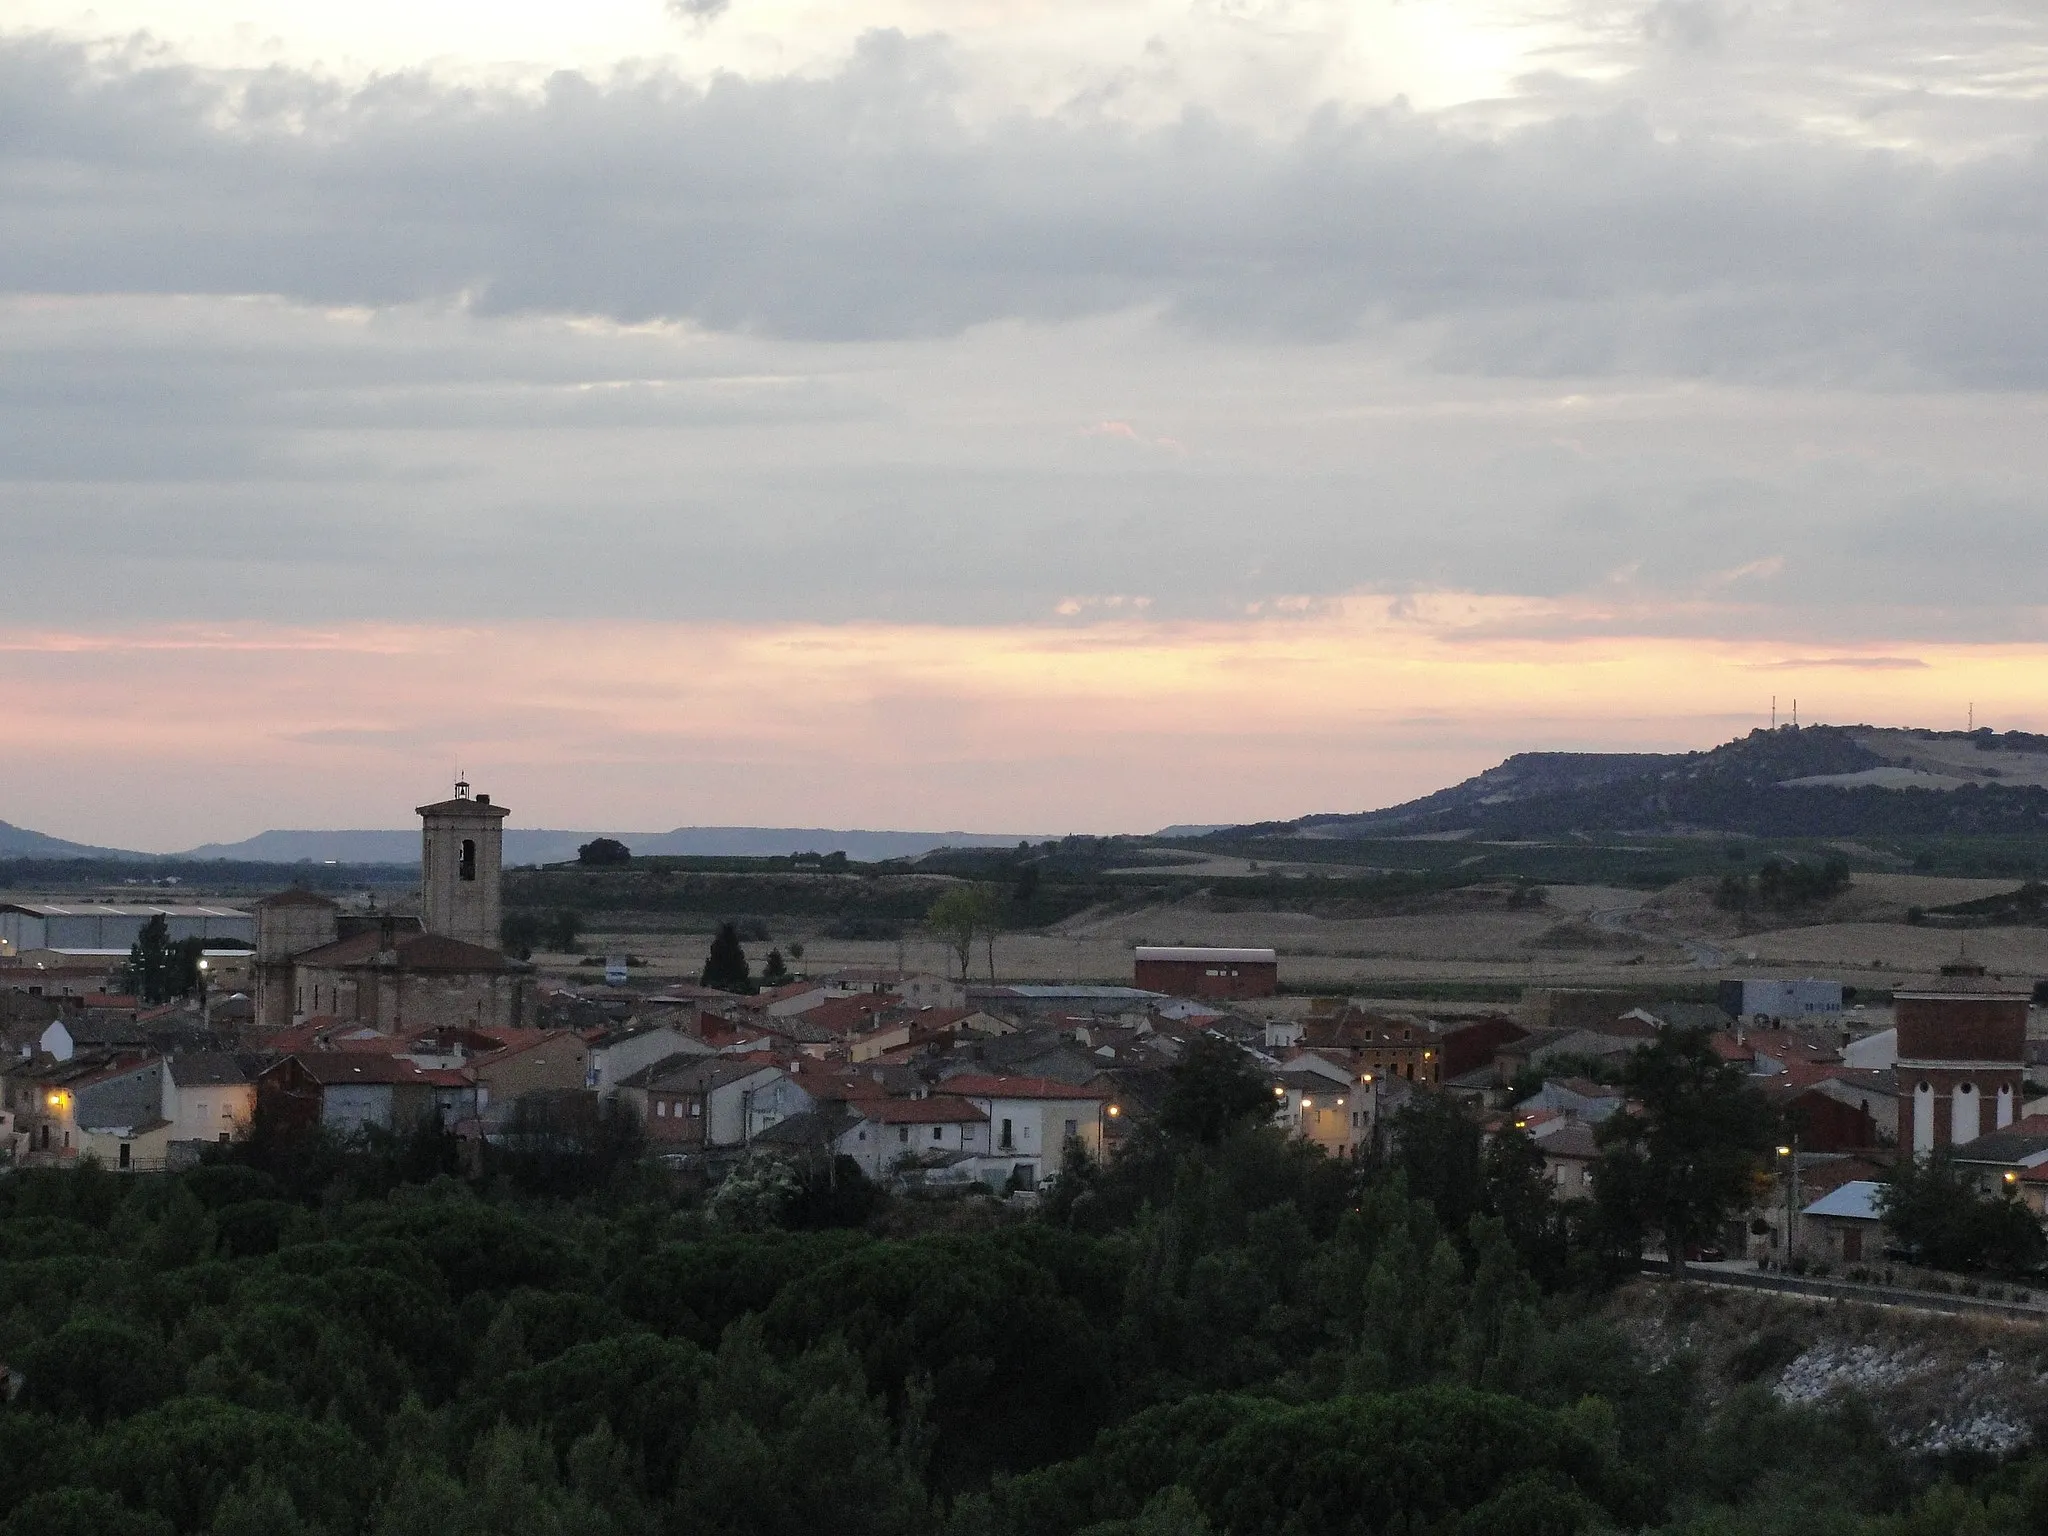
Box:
[417,778,510,951]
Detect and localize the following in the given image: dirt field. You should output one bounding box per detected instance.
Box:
[564,870,2048,993]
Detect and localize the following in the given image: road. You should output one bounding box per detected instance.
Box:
[1587,903,1728,970]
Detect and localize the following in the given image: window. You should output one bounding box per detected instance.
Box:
[195,1101,208,1121]
[1000,1118,1014,1150]
[656,1100,668,1117]
[119,1143,131,1169]
[1064,1118,1078,1140]
[690,1102,701,1117]
[459,839,477,882]
[932,1126,943,1142]
[899,1126,910,1144]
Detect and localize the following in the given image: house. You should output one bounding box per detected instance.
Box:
[1513,1077,1623,1126]
[937,1073,1112,1190]
[1273,1067,1372,1157]
[1946,1117,2048,1197]
[625,1059,806,1150]
[0,1050,159,1162]
[1537,1124,1600,1200]
[584,1018,710,1095]
[79,1117,176,1172]
[466,1031,592,1124]
[823,970,967,1010]
[20,1052,165,1164]
[843,1095,991,1180]
[1803,1070,1899,1146]
[161,1052,255,1146]
[1799,1180,1886,1265]
[258,1053,477,1137]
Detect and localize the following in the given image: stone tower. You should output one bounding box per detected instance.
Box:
[416,779,509,951]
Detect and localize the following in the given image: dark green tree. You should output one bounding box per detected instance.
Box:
[124,916,204,1003]
[702,922,754,993]
[762,948,790,985]
[544,908,583,952]
[1159,1036,1274,1145]
[499,912,542,959]
[578,837,631,866]
[1877,1153,2048,1273]
[1594,1027,1778,1278]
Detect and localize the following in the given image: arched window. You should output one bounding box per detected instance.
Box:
[1913,1081,1934,1154]
[1953,1082,1981,1147]
[459,838,477,882]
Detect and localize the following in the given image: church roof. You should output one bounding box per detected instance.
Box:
[293,929,519,974]
[416,796,510,818]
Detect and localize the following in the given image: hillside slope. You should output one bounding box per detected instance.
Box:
[1278,726,2048,839]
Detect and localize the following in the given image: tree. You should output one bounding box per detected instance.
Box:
[1159,1035,1274,1145]
[1877,1153,2048,1273]
[499,912,542,959]
[927,885,1001,980]
[124,916,203,1004]
[544,908,583,952]
[578,838,631,867]
[762,948,790,985]
[1594,1027,1778,1278]
[702,922,754,993]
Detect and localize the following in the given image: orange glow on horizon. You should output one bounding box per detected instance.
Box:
[3,597,2046,848]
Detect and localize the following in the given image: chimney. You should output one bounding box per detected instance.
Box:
[476,794,490,806]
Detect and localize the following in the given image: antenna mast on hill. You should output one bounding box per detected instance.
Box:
[1771,696,1777,729]
[1793,699,1799,729]
[1970,702,1975,731]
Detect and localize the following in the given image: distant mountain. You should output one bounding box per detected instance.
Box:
[175,826,1042,865]
[1257,726,2048,841]
[0,819,144,860]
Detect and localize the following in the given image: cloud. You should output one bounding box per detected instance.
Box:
[1752,656,1930,670]
[0,27,2045,382]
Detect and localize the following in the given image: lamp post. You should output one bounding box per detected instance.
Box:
[1777,1137,1800,1264]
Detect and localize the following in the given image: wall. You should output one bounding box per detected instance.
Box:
[1133,957,1278,1000]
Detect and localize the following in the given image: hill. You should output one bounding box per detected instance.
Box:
[1261,725,2048,840]
[0,818,142,860]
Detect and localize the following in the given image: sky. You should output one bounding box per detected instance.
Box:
[4,0,2048,849]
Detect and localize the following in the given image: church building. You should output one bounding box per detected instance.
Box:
[252,783,533,1034]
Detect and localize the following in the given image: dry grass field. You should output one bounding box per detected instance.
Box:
[557,870,2047,994]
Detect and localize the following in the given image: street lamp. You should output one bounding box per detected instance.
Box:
[1777,1140,1800,1263]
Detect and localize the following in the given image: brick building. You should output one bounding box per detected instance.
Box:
[1896,959,2030,1154]
[1132,946,1278,1000]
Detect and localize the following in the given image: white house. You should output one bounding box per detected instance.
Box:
[162,1053,255,1146]
[585,1018,710,1096]
[938,1073,1111,1190]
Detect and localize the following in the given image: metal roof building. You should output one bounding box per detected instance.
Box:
[0,903,255,954]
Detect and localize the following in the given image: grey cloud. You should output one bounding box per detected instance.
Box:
[0,31,2045,383]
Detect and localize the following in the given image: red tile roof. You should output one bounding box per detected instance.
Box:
[292,929,518,974]
[271,1053,474,1087]
[941,1073,1112,1101]
[861,1095,988,1125]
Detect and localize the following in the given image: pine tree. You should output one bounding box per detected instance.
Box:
[701,921,754,992]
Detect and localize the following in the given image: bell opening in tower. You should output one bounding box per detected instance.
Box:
[460,839,477,882]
